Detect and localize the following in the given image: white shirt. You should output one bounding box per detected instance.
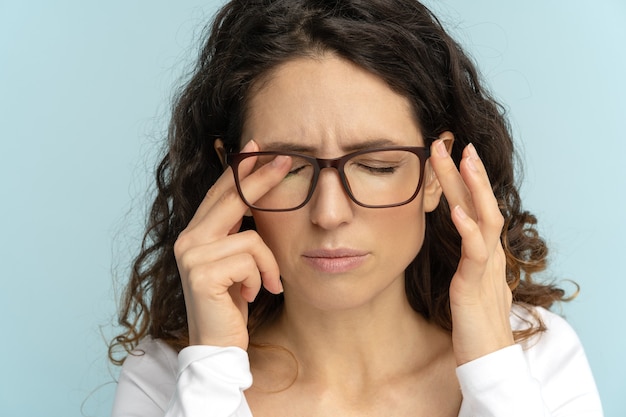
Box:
[111,306,603,416]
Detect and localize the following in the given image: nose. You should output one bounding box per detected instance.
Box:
[308,167,355,229]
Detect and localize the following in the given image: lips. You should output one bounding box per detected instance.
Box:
[301,248,369,273]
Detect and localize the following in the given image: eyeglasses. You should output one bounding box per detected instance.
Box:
[227,146,431,212]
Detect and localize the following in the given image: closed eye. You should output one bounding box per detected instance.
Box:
[286,163,313,177]
[358,164,397,174]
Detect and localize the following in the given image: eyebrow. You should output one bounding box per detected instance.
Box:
[261,138,400,153]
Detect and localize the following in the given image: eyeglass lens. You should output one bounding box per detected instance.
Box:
[234,149,424,210]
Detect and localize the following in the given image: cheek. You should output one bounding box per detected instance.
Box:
[381,201,427,262]
[251,212,298,256]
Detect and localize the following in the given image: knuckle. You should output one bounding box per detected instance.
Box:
[239,252,258,271]
[182,264,206,290]
[441,164,459,179]
[495,245,507,263]
[188,261,223,287]
[464,217,480,234]
[175,249,191,271]
[218,188,241,206]
[473,249,490,265]
[477,204,504,231]
[173,230,192,257]
[184,253,257,288]
[202,181,231,206]
[488,210,505,230]
[181,265,212,295]
[461,196,476,218]
[239,229,263,245]
[203,184,220,201]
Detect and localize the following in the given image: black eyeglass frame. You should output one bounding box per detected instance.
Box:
[227,146,431,212]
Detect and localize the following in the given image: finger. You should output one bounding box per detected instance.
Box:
[184,252,263,303]
[450,205,508,290]
[458,144,504,251]
[201,154,292,236]
[178,230,283,294]
[450,205,489,288]
[187,146,293,240]
[183,253,260,348]
[228,283,250,318]
[186,139,259,230]
[222,254,263,303]
[429,139,477,220]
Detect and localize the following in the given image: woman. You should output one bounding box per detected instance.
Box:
[110,0,603,415]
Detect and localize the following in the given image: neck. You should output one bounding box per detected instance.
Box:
[253,278,452,388]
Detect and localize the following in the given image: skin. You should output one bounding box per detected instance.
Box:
[173,54,513,416]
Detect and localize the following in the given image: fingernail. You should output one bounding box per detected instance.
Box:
[454,205,468,220]
[241,140,256,152]
[436,139,448,157]
[465,154,479,172]
[271,155,290,168]
[465,144,479,172]
[467,143,479,159]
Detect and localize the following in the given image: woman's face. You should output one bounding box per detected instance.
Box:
[241,55,442,312]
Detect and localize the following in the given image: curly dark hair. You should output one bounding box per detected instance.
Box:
[109,0,566,364]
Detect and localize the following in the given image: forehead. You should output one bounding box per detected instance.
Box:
[241,55,424,152]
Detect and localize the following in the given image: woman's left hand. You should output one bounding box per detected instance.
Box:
[429,137,514,366]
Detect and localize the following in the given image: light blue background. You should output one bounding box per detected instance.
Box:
[1,1,624,416]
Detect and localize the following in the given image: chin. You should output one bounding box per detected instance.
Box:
[282,269,407,313]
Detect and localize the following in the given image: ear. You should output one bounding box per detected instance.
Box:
[214,138,227,168]
[422,131,454,213]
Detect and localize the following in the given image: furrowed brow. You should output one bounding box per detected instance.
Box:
[261,138,400,153]
[260,141,316,153]
[341,138,399,152]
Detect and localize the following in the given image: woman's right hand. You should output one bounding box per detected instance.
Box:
[173,140,291,350]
